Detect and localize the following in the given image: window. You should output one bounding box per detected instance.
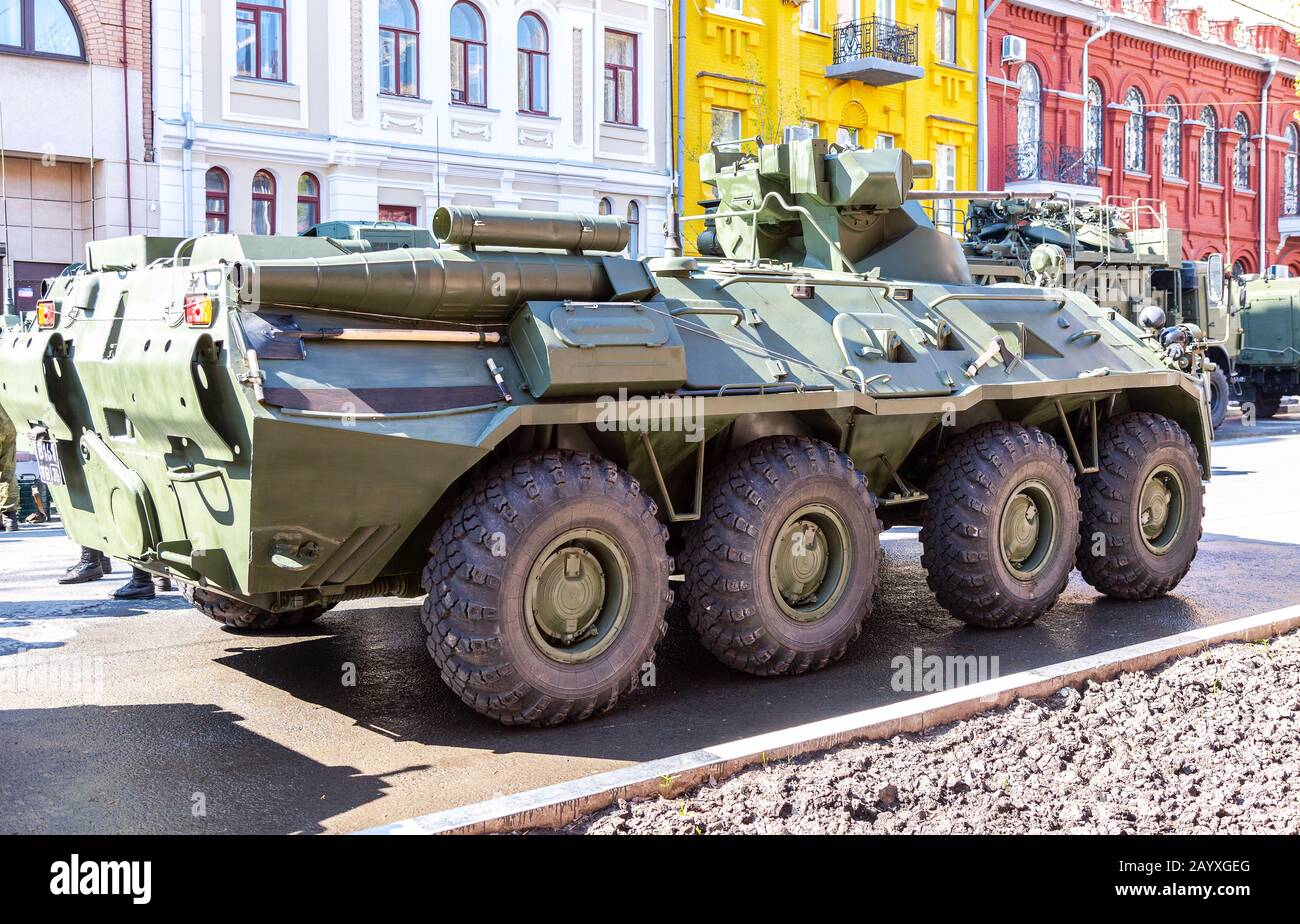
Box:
[597,197,613,216]
[1284,125,1298,216]
[934,143,957,235]
[379,0,418,98]
[714,0,743,11]
[296,173,320,233]
[936,0,956,64]
[204,168,229,233]
[711,107,742,145]
[877,0,896,21]
[236,1,285,81]
[1233,113,1251,191]
[1014,64,1041,179]
[874,133,895,149]
[800,0,820,32]
[1162,96,1182,178]
[1199,107,1219,184]
[252,170,276,235]
[837,126,859,150]
[604,30,637,125]
[517,13,548,115]
[379,204,417,224]
[1123,88,1146,173]
[1084,79,1104,170]
[626,201,641,258]
[450,1,486,107]
[0,0,84,58]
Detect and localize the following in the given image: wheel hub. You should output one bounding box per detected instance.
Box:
[1139,465,1185,554]
[524,528,632,664]
[999,481,1057,580]
[767,504,852,623]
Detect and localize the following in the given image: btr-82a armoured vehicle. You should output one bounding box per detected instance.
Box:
[0,139,1210,725]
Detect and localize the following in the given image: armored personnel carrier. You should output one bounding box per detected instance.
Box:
[964,197,1235,427]
[0,139,1210,725]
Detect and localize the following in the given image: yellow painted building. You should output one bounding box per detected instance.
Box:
[677,0,979,250]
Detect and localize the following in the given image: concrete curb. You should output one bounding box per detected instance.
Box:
[359,603,1300,835]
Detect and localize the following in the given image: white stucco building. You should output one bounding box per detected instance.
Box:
[152,0,674,257]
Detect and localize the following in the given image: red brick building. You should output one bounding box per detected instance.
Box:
[985,0,1300,275]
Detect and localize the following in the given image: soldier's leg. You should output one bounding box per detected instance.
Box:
[0,411,19,530]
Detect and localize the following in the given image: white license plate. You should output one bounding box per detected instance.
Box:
[34,439,64,486]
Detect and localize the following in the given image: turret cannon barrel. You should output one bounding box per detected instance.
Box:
[434,206,629,253]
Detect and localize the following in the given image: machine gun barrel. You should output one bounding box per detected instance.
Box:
[231,246,620,324]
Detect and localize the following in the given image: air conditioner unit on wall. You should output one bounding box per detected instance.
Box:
[1002,35,1027,65]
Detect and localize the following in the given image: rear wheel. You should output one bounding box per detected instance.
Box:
[920,423,1080,628]
[1251,390,1283,420]
[680,437,881,675]
[184,585,326,631]
[1207,367,1229,429]
[1076,412,1203,600]
[421,451,673,726]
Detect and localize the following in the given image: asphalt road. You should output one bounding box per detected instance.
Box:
[2,406,1298,834]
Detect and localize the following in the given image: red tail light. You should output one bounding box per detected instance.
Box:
[183,295,214,327]
[36,300,57,329]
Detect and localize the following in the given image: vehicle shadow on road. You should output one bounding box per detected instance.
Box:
[0,703,392,835]
[203,529,1300,766]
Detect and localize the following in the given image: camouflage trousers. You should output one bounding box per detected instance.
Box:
[0,409,17,514]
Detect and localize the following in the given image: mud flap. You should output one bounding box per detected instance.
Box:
[78,431,161,557]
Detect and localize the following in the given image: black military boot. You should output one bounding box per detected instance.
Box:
[99,552,113,574]
[1,511,18,532]
[113,568,156,600]
[59,547,106,584]
[153,576,173,592]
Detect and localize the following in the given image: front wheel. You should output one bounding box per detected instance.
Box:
[1251,390,1283,420]
[921,423,1080,628]
[1076,412,1203,600]
[421,451,673,726]
[1207,367,1229,429]
[184,585,327,631]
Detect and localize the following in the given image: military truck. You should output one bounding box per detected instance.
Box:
[964,197,1235,427]
[1229,272,1300,419]
[0,139,1210,725]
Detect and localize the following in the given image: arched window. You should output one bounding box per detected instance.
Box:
[379,0,419,98]
[1162,97,1182,179]
[1084,79,1104,170]
[1013,64,1041,180]
[517,13,549,115]
[204,168,230,233]
[1199,107,1219,184]
[296,173,320,233]
[597,197,612,216]
[252,170,276,235]
[1284,125,1299,217]
[235,0,286,81]
[1123,88,1146,172]
[0,0,84,58]
[451,2,486,107]
[626,201,641,258]
[1233,113,1251,191]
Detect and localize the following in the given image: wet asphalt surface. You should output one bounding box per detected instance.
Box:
[1,407,1298,834]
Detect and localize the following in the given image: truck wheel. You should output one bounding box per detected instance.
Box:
[1251,390,1283,420]
[1076,412,1203,600]
[1208,367,1229,429]
[921,423,1080,628]
[184,585,326,631]
[680,437,880,675]
[421,451,673,726]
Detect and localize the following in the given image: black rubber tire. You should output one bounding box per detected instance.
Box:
[420,451,673,726]
[1208,367,1229,430]
[1252,390,1283,420]
[1075,412,1204,600]
[184,585,325,631]
[920,423,1080,629]
[680,436,881,675]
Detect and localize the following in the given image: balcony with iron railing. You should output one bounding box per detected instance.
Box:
[1005,141,1100,191]
[827,17,923,86]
